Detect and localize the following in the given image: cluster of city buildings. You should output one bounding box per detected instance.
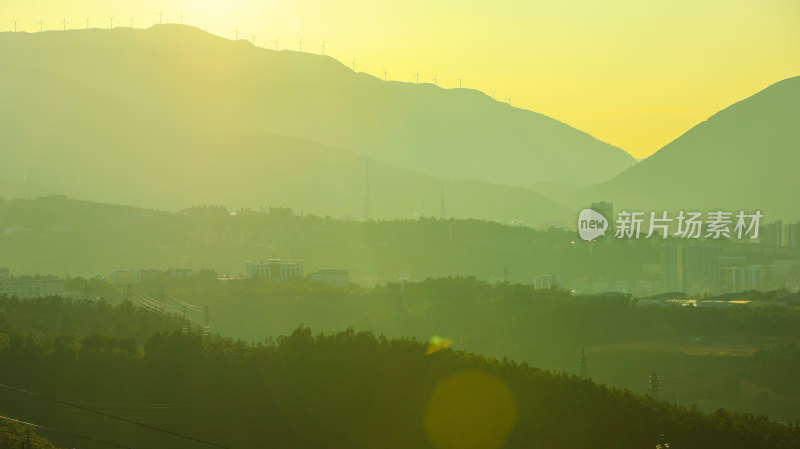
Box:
[661,241,800,295]
[760,220,800,247]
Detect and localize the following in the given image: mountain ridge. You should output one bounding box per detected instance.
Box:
[585,75,800,221]
[0,24,635,189]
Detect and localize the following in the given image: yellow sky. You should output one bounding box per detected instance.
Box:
[2,0,798,158]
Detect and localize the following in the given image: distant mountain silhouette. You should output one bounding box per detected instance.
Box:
[588,76,800,221]
[0,64,571,224]
[0,25,633,194]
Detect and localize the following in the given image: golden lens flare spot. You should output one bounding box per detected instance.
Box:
[426,335,453,355]
[424,370,516,449]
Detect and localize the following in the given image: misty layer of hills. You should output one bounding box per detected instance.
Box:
[0,24,631,225]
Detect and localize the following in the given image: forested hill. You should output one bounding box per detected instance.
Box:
[1,298,800,448]
[0,195,659,284]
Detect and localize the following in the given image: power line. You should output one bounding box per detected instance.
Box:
[0,428,58,449]
[0,413,134,448]
[0,383,231,449]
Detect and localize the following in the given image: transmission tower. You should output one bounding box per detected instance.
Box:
[181,305,188,334]
[649,368,661,399]
[364,161,371,221]
[579,347,588,378]
[440,181,446,218]
[203,306,211,336]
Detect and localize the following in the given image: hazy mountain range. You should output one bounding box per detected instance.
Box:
[0,24,632,224]
[0,25,797,223]
[0,61,571,224]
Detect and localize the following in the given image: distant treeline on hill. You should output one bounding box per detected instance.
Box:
[2,195,794,287]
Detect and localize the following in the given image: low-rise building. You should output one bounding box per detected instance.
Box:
[110,268,202,285]
[246,259,304,281]
[534,274,563,290]
[0,276,65,299]
[312,269,350,288]
[111,269,162,285]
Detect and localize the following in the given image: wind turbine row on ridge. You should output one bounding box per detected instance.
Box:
[9,18,507,104]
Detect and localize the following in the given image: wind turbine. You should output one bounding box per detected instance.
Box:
[12,19,18,33]
[273,37,279,50]
[86,17,89,29]
[507,95,512,106]
[297,38,303,52]
[320,41,326,55]
[39,18,44,33]
[63,17,66,31]
[180,12,184,25]
[159,11,164,24]
[251,33,256,45]
[433,74,438,86]
[383,69,388,81]
[457,75,463,88]
[234,27,239,40]
[490,90,496,99]
[109,16,114,29]
[415,71,420,84]
[351,59,357,72]
[129,16,134,28]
